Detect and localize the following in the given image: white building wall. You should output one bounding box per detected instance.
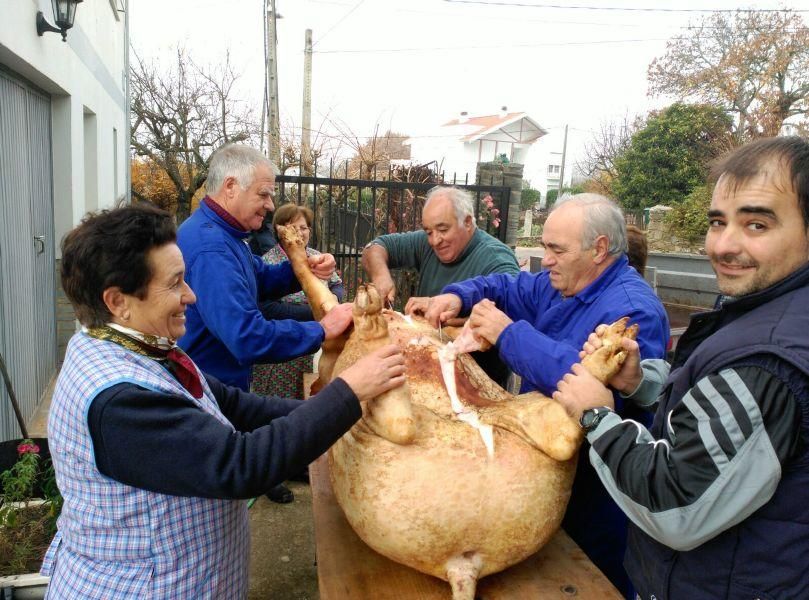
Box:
[0,0,128,254]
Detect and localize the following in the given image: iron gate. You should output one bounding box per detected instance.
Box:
[275,170,511,304]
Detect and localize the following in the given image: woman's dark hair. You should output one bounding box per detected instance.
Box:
[710,136,809,228]
[60,203,177,327]
[272,203,313,229]
[626,225,648,274]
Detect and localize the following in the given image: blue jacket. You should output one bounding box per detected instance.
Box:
[444,255,669,396]
[627,264,809,600]
[177,201,324,390]
[444,254,669,596]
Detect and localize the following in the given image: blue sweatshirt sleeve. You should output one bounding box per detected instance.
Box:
[445,271,669,396]
[188,249,324,364]
[498,301,669,396]
[87,377,361,499]
[444,271,540,317]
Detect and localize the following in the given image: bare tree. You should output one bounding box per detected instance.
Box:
[130,48,259,221]
[576,113,644,196]
[324,119,412,179]
[275,116,338,176]
[648,10,809,139]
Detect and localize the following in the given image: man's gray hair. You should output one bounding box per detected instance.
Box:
[206,144,279,194]
[554,193,628,255]
[424,186,476,226]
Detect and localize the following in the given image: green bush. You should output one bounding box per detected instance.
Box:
[520,187,540,211]
[664,184,713,243]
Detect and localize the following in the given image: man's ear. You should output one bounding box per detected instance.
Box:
[222,175,240,200]
[592,235,610,264]
[463,214,474,229]
[102,287,129,321]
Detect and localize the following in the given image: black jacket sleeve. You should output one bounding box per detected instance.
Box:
[259,298,315,322]
[87,377,361,499]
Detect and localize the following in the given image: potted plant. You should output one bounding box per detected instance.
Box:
[0,438,61,597]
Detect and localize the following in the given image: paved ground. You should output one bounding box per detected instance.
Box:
[248,481,319,600]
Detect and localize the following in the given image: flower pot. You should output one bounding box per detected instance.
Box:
[0,439,55,597]
[0,572,48,599]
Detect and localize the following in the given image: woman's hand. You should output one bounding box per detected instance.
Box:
[308,253,336,279]
[339,344,406,402]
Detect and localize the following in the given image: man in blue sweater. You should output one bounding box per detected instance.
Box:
[178,143,353,502]
[424,193,669,597]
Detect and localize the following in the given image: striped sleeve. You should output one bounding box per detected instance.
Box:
[585,363,802,551]
[621,358,670,410]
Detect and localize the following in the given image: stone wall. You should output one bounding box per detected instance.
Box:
[645,205,704,255]
[476,162,524,248]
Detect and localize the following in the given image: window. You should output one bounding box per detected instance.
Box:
[547,164,561,175]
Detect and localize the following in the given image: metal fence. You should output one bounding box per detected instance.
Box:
[275,167,511,306]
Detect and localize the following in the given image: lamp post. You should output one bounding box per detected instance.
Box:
[36,0,83,42]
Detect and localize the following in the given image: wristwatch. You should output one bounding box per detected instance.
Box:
[579,406,613,433]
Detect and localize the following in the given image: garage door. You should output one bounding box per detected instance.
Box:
[0,68,56,440]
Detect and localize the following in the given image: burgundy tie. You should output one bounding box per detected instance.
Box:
[166,348,203,399]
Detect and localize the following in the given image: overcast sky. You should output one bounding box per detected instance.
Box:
[129,0,809,183]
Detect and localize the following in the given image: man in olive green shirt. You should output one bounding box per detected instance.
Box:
[362,186,519,385]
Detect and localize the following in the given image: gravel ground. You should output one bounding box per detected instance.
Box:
[248,480,319,600]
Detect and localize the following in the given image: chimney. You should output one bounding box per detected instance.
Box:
[458,111,469,123]
[500,105,508,118]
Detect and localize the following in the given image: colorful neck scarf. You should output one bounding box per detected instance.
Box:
[87,324,203,399]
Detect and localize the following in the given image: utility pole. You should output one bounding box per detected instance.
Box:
[557,123,569,196]
[301,28,313,178]
[266,0,281,166]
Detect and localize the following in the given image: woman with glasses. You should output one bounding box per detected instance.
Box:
[253,204,345,399]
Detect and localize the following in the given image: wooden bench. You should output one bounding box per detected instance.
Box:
[311,456,621,598]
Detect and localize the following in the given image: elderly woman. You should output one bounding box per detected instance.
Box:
[253,204,344,398]
[40,204,405,599]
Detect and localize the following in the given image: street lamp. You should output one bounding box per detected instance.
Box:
[36,0,83,42]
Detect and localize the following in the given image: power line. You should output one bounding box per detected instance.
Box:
[313,0,367,47]
[313,37,669,54]
[443,0,809,13]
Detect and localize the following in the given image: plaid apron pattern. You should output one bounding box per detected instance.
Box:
[41,332,249,599]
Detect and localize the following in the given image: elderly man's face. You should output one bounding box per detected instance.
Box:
[540,203,601,297]
[422,195,475,264]
[706,165,809,297]
[230,164,276,231]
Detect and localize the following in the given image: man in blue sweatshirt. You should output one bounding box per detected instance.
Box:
[177,143,353,502]
[424,193,669,597]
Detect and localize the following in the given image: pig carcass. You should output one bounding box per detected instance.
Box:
[276,225,636,600]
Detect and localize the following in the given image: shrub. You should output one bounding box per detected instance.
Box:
[664,184,713,243]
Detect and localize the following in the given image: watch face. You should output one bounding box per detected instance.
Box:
[580,409,598,430]
[580,407,608,432]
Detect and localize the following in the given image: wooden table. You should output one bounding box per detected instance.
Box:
[310,455,622,600]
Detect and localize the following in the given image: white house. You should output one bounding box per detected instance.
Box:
[0,0,129,439]
[405,109,547,184]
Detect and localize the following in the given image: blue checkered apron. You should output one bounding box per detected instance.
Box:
[41,332,249,599]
